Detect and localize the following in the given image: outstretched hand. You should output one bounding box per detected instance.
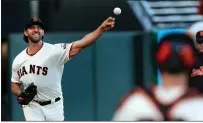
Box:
[99,17,115,31]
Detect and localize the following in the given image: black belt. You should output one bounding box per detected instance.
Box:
[34,97,61,106]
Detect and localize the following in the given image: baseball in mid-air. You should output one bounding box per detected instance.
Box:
[113,7,121,15]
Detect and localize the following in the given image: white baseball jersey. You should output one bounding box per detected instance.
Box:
[112,86,203,121]
[11,42,73,101]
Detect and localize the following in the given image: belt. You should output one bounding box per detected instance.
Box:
[34,97,61,106]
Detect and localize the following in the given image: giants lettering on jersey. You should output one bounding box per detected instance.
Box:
[191,66,203,77]
[17,64,48,79]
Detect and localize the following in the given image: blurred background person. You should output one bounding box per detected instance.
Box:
[112,33,203,121]
[189,31,203,93]
[186,0,203,93]
[2,37,9,121]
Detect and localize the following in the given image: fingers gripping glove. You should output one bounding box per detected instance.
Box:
[17,83,37,105]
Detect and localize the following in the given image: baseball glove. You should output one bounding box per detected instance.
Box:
[17,83,37,105]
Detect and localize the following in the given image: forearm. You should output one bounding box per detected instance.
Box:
[11,83,22,96]
[78,26,104,48]
[69,17,114,57]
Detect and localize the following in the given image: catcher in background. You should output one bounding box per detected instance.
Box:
[11,17,115,121]
[186,0,203,93]
[112,33,203,121]
[189,31,203,93]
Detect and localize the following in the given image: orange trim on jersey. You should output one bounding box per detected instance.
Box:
[69,42,75,59]
[117,86,162,116]
[26,42,44,56]
[12,81,22,85]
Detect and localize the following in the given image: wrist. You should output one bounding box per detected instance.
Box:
[97,26,105,32]
[17,91,22,96]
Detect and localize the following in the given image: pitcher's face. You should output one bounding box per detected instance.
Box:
[24,25,44,43]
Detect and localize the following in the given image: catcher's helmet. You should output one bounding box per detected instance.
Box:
[154,33,196,74]
[23,17,45,43]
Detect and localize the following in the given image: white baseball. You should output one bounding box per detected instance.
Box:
[113,7,121,15]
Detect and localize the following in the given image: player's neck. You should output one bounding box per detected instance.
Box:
[161,72,188,89]
[27,40,43,55]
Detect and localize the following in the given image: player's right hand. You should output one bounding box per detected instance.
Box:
[17,96,25,104]
[99,17,115,31]
[17,92,30,105]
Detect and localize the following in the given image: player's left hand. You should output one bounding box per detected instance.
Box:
[99,17,115,31]
[17,83,37,105]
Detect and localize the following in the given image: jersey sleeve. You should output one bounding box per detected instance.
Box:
[11,61,20,83]
[52,43,73,65]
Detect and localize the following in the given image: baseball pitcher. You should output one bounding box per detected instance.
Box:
[11,17,115,121]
